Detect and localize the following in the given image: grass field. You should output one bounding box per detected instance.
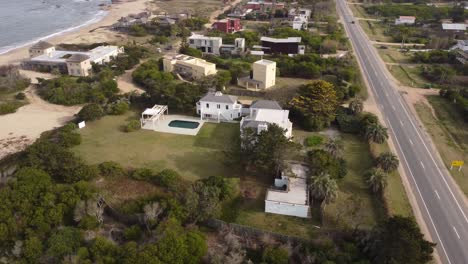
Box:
[359,20,392,42]
[376,48,412,64]
[387,64,429,88]
[415,97,468,196]
[73,112,241,181]
[155,0,222,18]
[0,92,28,115]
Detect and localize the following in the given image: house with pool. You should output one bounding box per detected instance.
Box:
[196,91,243,122]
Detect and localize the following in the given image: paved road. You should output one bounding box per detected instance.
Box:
[336,1,468,263]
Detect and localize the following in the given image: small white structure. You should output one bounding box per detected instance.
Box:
[197,91,242,122]
[78,121,86,129]
[238,59,276,90]
[188,34,223,55]
[162,54,217,79]
[240,100,293,138]
[140,105,169,130]
[395,16,416,25]
[442,23,467,31]
[29,41,56,58]
[292,16,308,30]
[265,164,310,218]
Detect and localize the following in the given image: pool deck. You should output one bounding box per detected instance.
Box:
[141,114,205,136]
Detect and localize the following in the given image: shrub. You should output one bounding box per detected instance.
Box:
[262,246,289,264]
[77,104,104,121]
[0,102,20,115]
[58,127,82,147]
[155,169,181,188]
[98,161,126,178]
[78,215,100,230]
[131,168,154,181]
[15,92,26,100]
[109,101,129,115]
[305,135,324,147]
[124,120,141,132]
[124,225,142,241]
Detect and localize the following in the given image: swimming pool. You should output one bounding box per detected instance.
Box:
[168,120,200,129]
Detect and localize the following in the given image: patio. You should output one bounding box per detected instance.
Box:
[141,114,206,136]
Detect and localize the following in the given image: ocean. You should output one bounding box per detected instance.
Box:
[0,0,111,55]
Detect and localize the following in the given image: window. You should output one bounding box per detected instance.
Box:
[189,39,194,44]
[206,103,209,108]
[217,104,220,109]
[225,105,229,110]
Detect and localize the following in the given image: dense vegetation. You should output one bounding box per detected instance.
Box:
[365,4,467,22]
[0,65,31,115]
[439,88,468,122]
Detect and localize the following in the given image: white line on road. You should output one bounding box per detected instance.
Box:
[453,226,460,239]
[386,118,452,264]
[392,104,396,110]
[420,161,425,170]
[400,120,404,126]
[435,190,441,200]
[409,139,413,145]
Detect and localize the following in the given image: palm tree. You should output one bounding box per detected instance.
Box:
[324,137,343,158]
[309,173,338,210]
[349,98,364,115]
[366,168,388,193]
[376,152,399,172]
[364,123,388,144]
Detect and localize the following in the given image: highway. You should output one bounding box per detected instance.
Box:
[336,1,468,263]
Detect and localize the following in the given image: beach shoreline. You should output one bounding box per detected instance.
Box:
[0,0,149,66]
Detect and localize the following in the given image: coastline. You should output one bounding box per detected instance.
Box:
[0,0,149,66]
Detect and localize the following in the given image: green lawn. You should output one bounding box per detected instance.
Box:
[376,48,413,64]
[0,92,28,115]
[370,142,414,217]
[73,112,240,181]
[387,64,429,88]
[415,97,468,196]
[358,20,392,42]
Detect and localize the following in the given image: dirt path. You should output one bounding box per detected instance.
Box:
[0,80,81,159]
[117,67,145,94]
[208,0,243,24]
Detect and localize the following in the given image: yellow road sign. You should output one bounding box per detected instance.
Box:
[451,160,464,167]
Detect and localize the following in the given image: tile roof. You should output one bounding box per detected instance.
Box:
[250,100,282,110]
[199,91,238,104]
[31,41,54,49]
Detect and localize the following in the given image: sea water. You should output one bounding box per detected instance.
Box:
[0,0,111,55]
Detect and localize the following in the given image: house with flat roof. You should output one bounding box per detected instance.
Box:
[212,18,242,33]
[162,54,217,79]
[240,99,293,138]
[395,16,416,25]
[441,23,467,38]
[196,91,243,122]
[219,38,246,55]
[188,34,223,55]
[292,16,308,30]
[238,59,276,90]
[265,163,310,218]
[258,36,305,55]
[23,42,124,76]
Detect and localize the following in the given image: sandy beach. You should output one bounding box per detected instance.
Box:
[0,0,150,66]
[0,0,151,159]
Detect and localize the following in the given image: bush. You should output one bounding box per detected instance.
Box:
[124,225,142,241]
[58,124,82,147]
[78,215,100,230]
[77,104,104,121]
[131,168,155,181]
[155,169,181,188]
[262,246,289,264]
[0,102,21,115]
[15,92,26,100]
[109,101,129,115]
[98,161,126,178]
[125,120,141,132]
[305,135,324,147]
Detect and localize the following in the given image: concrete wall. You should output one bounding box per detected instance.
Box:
[265,200,309,218]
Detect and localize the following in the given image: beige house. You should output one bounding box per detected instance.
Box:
[162,54,217,79]
[66,54,92,77]
[238,59,276,90]
[29,41,56,58]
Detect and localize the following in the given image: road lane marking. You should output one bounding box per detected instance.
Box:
[435,190,441,200]
[385,91,388,97]
[420,161,425,170]
[397,98,468,224]
[392,105,396,110]
[453,226,460,239]
[409,139,413,145]
[400,120,404,126]
[386,118,453,264]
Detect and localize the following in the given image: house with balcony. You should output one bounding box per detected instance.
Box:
[162,54,217,79]
[196,91,243,122]
[188,34,223,55]
[256,36,305,55]
[240,100,293,138]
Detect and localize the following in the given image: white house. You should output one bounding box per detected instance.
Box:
[188,34,223,55]
[450,39,468,64]
[292,16,308,30]
[23,42,124,76]
[395,16,416,25]
[288,8,311,20]
[197,91,242,122]
[240,100,293,138]
[265,163,310,218]
[219,38,246,55]
[162,54,217,79]
[237,59,276,90]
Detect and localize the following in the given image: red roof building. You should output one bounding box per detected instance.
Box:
[212,18,242,34]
